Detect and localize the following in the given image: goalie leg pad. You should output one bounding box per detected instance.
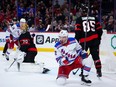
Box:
[16,51,26,63]
[5,49,14,60]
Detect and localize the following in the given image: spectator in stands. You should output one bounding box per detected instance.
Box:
[0,0,115,32]
[17,3,25,20]
[54,20,63,32]
[27,4,35,17]
[0,25,2,32]
[54,0,60,9]
[37,19,45,32]
[27,13,34,28]
[106,15,114,32]
[29,24,36,32]
[0,10,4,30]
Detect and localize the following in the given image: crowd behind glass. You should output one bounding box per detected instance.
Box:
[0,0,115,32]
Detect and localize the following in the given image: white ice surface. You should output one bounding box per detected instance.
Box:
[0,52,116,87]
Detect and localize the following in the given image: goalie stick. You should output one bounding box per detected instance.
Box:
[5,59,16,72]
[84,0,90,50]
[17,62,20,72]
[5,59,21,72]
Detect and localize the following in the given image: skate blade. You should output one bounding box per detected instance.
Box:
[81,82,91,86]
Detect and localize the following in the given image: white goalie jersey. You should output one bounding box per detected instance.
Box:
[54,37,88,66]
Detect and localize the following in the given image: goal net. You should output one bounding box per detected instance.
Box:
[100,30,116,73]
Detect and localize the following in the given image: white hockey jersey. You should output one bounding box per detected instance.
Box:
[54,37,87,66]
[6,24,21,41]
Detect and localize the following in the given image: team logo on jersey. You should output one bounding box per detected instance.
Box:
[36,35,44,44]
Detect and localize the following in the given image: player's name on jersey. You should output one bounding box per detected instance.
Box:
[82,17,95,20]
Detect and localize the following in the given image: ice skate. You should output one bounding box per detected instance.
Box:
[97,69,102,77]
[4,53,9,61]
[42,68,50,74]
[79,71,83,77]
[81,75,92,86]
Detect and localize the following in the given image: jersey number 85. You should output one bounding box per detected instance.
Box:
[82,20,95,32]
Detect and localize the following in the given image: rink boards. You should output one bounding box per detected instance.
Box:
[0,31,116,56]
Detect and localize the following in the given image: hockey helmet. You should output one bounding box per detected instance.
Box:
[20,18,26,23]
[20,18,28,31]
[59,30,68,37]
[80,4,89,15]
[13,17,17,21]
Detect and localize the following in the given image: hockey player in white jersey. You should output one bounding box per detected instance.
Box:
[54,30,93,85]
[2,18,21,60]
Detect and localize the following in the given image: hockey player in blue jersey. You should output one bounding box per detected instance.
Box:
[54,30,93,85]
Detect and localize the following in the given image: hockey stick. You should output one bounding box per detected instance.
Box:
[84,0,90,50]
[17,62,20,72]
[72,52,91,75]
[5,59,16,72]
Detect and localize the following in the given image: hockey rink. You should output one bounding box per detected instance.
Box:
[0,51,116,87]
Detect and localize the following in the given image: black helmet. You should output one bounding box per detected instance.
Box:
[13,17,17,21]
[81,4,88,13]
[80,3,89,16]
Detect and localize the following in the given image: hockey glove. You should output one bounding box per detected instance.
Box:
[80,50,88,59]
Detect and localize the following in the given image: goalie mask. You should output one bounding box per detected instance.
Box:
[20,18,28,32]
[20,18,26,23]
[59,30,68,44]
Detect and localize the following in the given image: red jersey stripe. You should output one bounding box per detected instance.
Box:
[96,26,102,30]
[79,34,98,43]
[28,48,37,52]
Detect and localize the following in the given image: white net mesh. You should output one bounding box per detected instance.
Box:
[100,30,116,73]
